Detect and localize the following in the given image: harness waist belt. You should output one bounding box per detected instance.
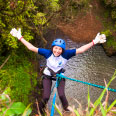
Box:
[43,67,65,81]
[47,67,65,76]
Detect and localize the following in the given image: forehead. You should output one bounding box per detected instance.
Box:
[53,46,62,49]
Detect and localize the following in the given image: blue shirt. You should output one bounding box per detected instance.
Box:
[38,48,76,76]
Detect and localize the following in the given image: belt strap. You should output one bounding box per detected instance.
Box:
[47,67,65,76]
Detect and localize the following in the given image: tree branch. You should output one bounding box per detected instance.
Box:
[0,55,11,70]
[43,0,70,27]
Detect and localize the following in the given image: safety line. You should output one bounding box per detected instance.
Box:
[56,74,116,92]
[50,78,58,116]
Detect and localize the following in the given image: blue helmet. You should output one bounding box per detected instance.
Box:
[52,38,66,50]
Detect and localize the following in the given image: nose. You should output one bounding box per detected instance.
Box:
[56,49,59,53]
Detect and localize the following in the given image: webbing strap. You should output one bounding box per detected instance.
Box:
[56,74,116,92]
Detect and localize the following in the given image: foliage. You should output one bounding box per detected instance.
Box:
[49,0,60,12]
[100,0,116,52]
[101,30,116,50]
[0,0,34,51]
[58,0,90,22]
[101,29,112,37]
[111,9,116,19]
[0,51,37,104]
[106,38,116,50]
[102,0,116,21]
[88,70,116,116]
[0,0,61,55]
[0,91,32,116]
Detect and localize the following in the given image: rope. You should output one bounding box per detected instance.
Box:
[50,78,59,116]
[56,74,116,92]
[51,78,62,94]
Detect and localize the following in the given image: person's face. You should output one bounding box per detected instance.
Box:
[53,46,63,57]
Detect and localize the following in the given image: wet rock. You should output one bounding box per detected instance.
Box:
[102,43,116,56]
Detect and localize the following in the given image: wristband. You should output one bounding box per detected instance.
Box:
[92,40,94,45]
[19,36,23,41]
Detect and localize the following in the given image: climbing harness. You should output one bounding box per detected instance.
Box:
[47,67,65,79]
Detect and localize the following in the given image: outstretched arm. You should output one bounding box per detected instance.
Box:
[76,33,106,55]
[19,37,38,53]
[10,28,38,53]
[76,42,93,54]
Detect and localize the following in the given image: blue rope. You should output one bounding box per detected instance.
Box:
[51,82,56,94]
[51,78,62,94]
[50,78,58,116]
[50,93,56,116]
[56,74,116,92]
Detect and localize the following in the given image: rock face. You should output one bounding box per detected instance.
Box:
[57,12,103,43]
[57,0,116,56]
[102,44,116,57]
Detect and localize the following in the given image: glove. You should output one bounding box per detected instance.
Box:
[10,28,22,40]
[100,34,106,43]
[93,33,106,45]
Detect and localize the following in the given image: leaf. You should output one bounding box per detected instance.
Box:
[74,109,80,116]
[10,102,26,115]
[3,107,15,116]
[100,102,106,116]
[0,87,11,102]
[106,99,116,113]
[87,86,90,110]
[89,88,106,116]
[22,103,32,116]
[54,104,63,116]
[89,70,116,116]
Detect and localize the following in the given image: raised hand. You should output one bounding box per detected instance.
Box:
[93,33,106,45]
[10,28,22,40]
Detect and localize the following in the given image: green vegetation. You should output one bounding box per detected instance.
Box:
[101,0,116,52]
[0,51,37,104]
[101,30,116,50]
[0,90,32,116]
